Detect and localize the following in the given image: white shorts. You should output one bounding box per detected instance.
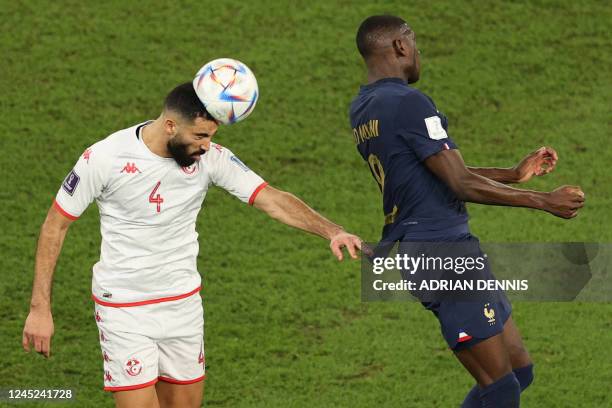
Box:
[94,292,205,391]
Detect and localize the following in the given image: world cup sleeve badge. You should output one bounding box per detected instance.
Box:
[62,169,80,195]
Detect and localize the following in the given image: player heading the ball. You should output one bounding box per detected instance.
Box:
[23,78,362,408]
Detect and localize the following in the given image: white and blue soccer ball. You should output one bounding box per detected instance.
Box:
[193,58,259,125]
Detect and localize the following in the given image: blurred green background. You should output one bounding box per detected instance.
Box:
[1,0,610,406]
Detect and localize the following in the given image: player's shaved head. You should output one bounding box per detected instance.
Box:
[164,82,215,123]
[356,15,411,58]
[356,14,420,84]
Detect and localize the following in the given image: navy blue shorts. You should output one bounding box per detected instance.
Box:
[425,296,512,350]
[399,227,512,350]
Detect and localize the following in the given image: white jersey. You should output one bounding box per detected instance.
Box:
[54,122,266,306]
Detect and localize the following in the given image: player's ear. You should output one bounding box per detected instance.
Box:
[392,38,408,57]
[164,118,178,136]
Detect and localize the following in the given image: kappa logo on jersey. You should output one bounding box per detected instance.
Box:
[125,358,143,377]
[105,371,113,382]
[484,303,496,325]
[198,350,204,365]
[100,331,107,342]
[82,148,92,163]
[62,169,80,196]
[103,351,112,362]
[95,311,103,322]
[181,162,198,175]
[230,155,251,172]
[213,144,223,152]
[120,162,141,174]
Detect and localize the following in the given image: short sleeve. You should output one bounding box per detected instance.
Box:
[209,145,267,205]
[54,145,110,220]
[396,91,458,162]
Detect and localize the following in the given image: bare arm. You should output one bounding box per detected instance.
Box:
[22,205,74,358]
[467,166,520,184]
[468,146,558,184]
[252,185,362,260]
[425,149,584,218]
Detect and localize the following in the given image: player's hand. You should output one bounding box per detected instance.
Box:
[22,309,54,358]
[513,146,558,183]
[545,185,585,218]
[330,231,363,261]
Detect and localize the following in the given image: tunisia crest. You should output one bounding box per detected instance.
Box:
[181,162,198,175]
[125,358,143,376]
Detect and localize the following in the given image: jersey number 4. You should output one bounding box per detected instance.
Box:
[149,181,164,213]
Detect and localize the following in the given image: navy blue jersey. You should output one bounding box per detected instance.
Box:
[349,78,468,241]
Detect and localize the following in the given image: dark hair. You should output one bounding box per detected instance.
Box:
[164,82,214,122]
[356,15,408,57]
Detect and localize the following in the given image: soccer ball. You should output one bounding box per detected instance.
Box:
[192,58,259,125]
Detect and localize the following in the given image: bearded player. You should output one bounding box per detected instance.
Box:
[351,15,585,407]
[23,82,362,408]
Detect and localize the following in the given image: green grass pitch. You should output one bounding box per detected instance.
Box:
[1,1,610,407]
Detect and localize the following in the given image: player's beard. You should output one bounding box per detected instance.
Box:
[167,134,197,167]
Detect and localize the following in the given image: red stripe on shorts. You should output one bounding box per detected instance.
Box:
[104,378,158,391]
[92,286,201,307]
[158,375,206,385]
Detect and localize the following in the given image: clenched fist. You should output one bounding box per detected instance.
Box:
[545,185,585,218]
